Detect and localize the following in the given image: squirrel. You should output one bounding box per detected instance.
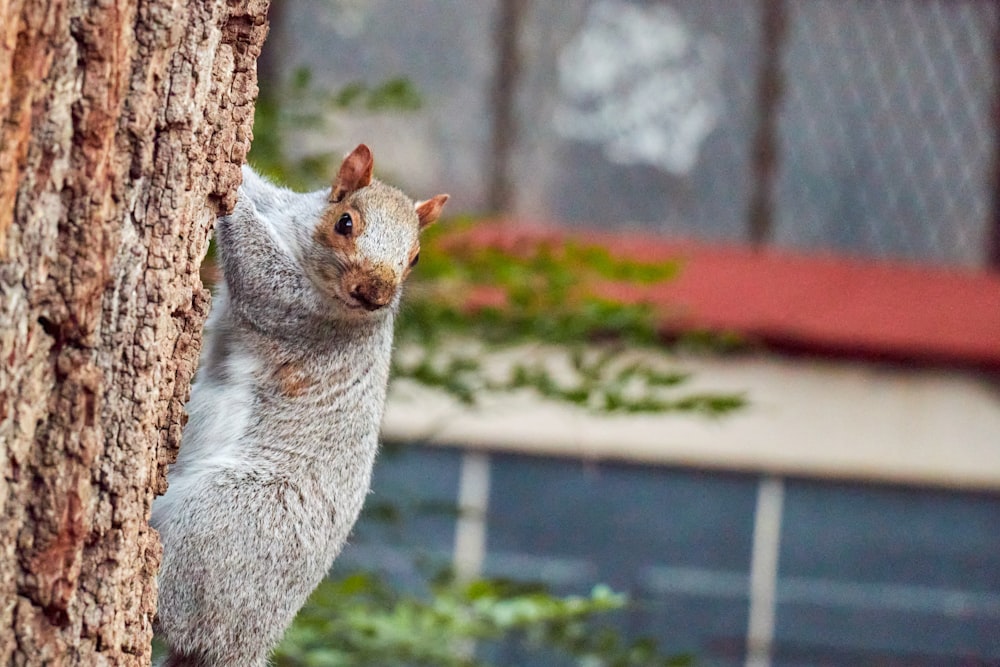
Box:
[150,144,448,667]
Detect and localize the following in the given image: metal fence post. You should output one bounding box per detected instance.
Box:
[990,7,1000,270]
[488,0,528,213]
[748,0,788,248]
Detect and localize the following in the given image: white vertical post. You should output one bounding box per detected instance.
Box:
[453,451,492,582]
[746,475,785,667]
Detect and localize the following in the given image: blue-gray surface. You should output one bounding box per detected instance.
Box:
[333,444,1000,665]
[773,480,1000,666]
[484,455,756,666]
[333,443,462,590]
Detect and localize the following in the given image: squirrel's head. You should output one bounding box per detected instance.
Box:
[308,144,448,316]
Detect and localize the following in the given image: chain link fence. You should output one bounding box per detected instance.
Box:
[772,0,997,267]
[521,0,1000,268]
[273,0,1000,268]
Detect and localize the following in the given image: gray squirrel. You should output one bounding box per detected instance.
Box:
[150,144,448,666]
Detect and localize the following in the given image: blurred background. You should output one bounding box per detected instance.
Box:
[252,1,1000,665]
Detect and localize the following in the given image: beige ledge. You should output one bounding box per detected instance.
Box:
[382,344,1000,492]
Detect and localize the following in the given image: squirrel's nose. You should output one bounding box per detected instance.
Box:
[349,282,394,311]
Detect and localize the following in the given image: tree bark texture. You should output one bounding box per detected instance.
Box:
[0,0,269,664]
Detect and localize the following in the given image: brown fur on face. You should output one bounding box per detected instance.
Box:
[341,262,397,310]
[313,201,402,311]
[315,202,365,254]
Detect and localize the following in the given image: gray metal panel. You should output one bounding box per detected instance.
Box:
[775,478,1000,662]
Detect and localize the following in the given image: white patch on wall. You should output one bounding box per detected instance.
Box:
[323,0,370,38]
[554,1,724,176]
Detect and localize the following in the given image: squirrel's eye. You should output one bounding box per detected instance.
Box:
[335,213,353,236]
[410,252,419,268]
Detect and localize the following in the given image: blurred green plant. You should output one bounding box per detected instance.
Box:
[393,222,746,416]
[274,574,692,667]
[240,68,745,416]
[250,67,422,190]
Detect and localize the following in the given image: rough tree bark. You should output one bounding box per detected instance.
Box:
[0,0,269,664]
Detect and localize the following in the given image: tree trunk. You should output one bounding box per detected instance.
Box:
[0,0,268,664]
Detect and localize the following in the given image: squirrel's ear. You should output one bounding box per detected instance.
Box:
[416,194,449,230]
[330,144,374,202]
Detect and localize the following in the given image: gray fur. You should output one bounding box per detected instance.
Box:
[151,162,437,666]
